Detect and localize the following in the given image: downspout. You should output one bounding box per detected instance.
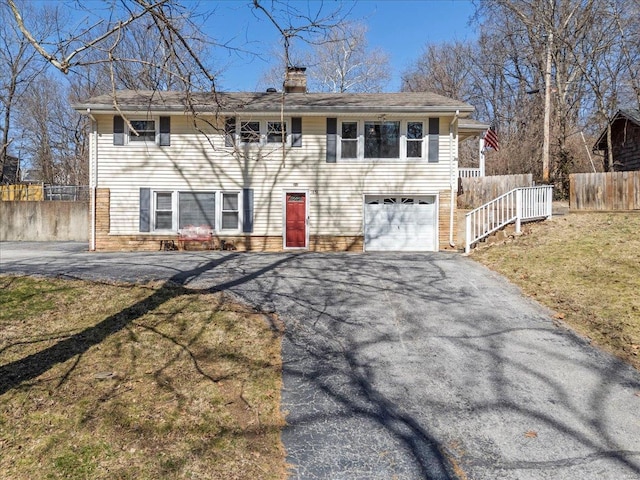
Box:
[449,110,459,248]
[87,108,97,251]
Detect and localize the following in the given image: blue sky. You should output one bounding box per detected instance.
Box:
[33,0,478,92]
[203,0,478,92]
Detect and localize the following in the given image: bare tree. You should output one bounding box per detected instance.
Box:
[260,22,390,93]
[6,0,216,89]
[0,1,50,175]
[308,22,390,93]
[15,76,89,184]
[402,41,476,101]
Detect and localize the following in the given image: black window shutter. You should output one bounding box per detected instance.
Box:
[113,116,124,145]
[225,117,236,147]
[159,116,170,146]
[428,118,439,163]
[291,117,302,147]
[326,118,337,163]
[140,188,151,232]
[242,188,254,233]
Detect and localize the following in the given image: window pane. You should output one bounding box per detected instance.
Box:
[179,192,215,229]
[342,122,357,139]
[407,122,423,139]
[241,122,260,143]
[365,121,399,158]
[407,141,422,158]
[222,212,239,229]
[222,193,238,210]
[156,192,172,210]
[341,140,357,159]
[156,211,173,230]
[130,120,155,142]
[267,122,285,143]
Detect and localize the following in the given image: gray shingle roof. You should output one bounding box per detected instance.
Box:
[73,90,475,115]
[619,109,640,125]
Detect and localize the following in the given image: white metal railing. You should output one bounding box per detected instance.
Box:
[459,168,482,178]
[465,185,553,253]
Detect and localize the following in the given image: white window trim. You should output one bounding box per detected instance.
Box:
[337,119,428,162]
[127,116,159,145]
[150,190,242,233]
[220,190,242,232]
[234,118,292,147]
[152,190,176,232]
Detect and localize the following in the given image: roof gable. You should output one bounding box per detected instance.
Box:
[594,109,640,151]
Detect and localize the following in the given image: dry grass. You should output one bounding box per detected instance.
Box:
[0,276,286,480]
[472,212,640,370]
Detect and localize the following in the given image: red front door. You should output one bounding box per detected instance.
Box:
[285,192,306,248]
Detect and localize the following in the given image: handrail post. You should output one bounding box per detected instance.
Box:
[465,213,471,253]
[515,188,522,234]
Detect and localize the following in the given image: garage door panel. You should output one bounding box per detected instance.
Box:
[364,196,437,252]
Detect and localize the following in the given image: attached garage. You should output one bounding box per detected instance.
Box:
[364,195,438,252]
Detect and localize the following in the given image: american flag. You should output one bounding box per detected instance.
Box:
[484,127,500,151]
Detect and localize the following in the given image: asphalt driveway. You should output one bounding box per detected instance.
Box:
[1,242,639,479]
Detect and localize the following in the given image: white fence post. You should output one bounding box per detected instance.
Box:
[465,213,472,254]
[515,188,522,234]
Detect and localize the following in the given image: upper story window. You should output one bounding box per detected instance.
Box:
[406,122,424,158]
[226,117,302,148]
[240,121,261,143]
[129,120,156,142]
[337,119,431,161]
[113,115,170,146]
[341,122,358,159]
[267,121,286,143]
[364,121,400,158]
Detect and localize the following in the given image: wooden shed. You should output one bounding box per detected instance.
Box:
[593,109,640,171]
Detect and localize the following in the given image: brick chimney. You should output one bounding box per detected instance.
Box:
[284,66,307,93]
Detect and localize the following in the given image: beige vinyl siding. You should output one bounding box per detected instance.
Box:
[95,115,455,236]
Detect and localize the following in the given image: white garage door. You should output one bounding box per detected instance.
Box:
[364,195,437,252]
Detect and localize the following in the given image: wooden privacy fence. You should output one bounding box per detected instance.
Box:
[458,174,533,209]
[570,172,640,210]
[1,184,44,201]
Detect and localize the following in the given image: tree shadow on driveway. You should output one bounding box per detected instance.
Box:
[2,249,640,479]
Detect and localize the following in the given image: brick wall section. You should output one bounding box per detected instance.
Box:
[438,190,457,251]
[95,188,110,245]
[93,188,454,252]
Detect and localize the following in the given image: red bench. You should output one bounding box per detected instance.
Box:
[177,225,215,250]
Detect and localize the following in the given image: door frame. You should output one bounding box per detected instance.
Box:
[282,189,309,250]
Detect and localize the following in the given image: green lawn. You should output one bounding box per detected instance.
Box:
[473,212,640,370]
[0,276,285,479]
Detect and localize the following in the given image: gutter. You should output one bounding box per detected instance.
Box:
[449,110,459,248]
[72,104,475,116]
[86,108,97,251]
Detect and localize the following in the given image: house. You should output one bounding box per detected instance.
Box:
[593,109,640,171]
[73,68,486,252]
